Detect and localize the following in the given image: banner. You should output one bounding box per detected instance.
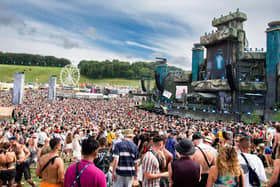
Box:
[163,90,172,99]
[176,86,188,99]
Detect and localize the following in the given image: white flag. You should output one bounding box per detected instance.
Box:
[163,90,172,99]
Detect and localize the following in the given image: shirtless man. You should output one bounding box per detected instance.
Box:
[9,136,36,187]
[192,134,216,187]
[160,135,173,187]
[36,138,64,187]
[0,142,17,187]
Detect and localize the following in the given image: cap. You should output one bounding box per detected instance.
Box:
[192,133,203,141]
[9,136,17,140]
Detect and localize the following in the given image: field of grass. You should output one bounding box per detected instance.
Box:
[0,64,141,87]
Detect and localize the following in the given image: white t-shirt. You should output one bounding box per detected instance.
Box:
[238,152,267,187]
[37,131,48,145]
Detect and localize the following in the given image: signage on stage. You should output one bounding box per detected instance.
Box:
[176,86,188,99]
[163,90,172,99]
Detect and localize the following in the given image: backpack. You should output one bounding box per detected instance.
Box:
[240,153,260,187]
[94,149,112,173]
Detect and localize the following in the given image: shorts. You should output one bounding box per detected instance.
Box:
[0,169,16,182]
[40,181,61,187]
[15,162,31,182]
[65,143,72,150]
[198,173,208,187]
[265,147,272,154]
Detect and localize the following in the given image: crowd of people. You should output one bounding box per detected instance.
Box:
[0,89,280,187]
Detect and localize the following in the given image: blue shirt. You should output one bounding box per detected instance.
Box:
[113,140,140,177]
[165,137,177,159]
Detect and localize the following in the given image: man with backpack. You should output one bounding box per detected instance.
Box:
[94,137,113,187]
[36,138,64,187]
[64,137,106,187]
[238,136,267,187]
[192,133,216,187]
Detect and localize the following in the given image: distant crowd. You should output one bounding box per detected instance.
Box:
[0,89,280,187]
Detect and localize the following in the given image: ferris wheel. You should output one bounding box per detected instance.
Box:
[60,65,80,86]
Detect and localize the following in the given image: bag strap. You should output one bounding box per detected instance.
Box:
[239,171,243,187]
[240,153,252,168]
[76,162,81,187]
[171,161,174,181]
[41,156,58,172]
[71,162,91,187]
[196,146,211,168]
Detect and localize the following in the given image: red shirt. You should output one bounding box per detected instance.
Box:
[64,159,106,187]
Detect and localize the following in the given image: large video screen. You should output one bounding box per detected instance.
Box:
[176,86,188,99]
[206,42,235,80]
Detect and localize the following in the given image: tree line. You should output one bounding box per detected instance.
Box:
[0,52,71,67]
[78,60,183,79]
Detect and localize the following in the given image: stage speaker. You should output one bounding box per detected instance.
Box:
[141,79,146,92]
[226,64,236,90]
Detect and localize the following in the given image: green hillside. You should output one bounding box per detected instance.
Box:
[0,64,141,87]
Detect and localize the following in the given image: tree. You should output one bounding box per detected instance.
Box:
[273,111,280,122]
[241,111,262,124]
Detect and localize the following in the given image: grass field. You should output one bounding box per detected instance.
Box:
[0,64,141,87]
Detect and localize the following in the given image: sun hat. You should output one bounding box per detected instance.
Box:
[204,136,213,144]
[175,138,195,156]
[123,129,134,137]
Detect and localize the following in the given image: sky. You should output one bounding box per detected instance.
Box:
[0,0,278,70]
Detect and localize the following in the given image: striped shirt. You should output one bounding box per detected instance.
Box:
[113,140,139,177]
[142,150,160,187]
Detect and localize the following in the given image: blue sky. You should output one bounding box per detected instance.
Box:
[0,0,278,69]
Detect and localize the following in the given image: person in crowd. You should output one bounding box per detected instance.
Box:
[26,134,38,168]
[37,127,48,148]
[0,142,17,187]
[111,131,123,152]
[64,133,73,162]
[203,135,217,156]
[168,138,200,187]
[94,137,113,187]
[142,135,168,187]
[72,133,81,162]
[160,135,173,187]
[39,139,50,158]
[238,136,267,186]
[9,136,36,187]
[165,131,177,160]
[268,143,280,187]
[107,129,115,147]
[273,126,280,160]
[36,138,64,187]
[64,137,106,187]
[112,129,139,187]
[192,133,216,187]
[206,144,245,187]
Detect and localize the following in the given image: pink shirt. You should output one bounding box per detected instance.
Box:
[64,159,106,187]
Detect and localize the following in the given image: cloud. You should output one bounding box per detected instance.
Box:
[125,41,166,53]
[83,26,97,39]
[49,34,80,49]
[0,0,278,71]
